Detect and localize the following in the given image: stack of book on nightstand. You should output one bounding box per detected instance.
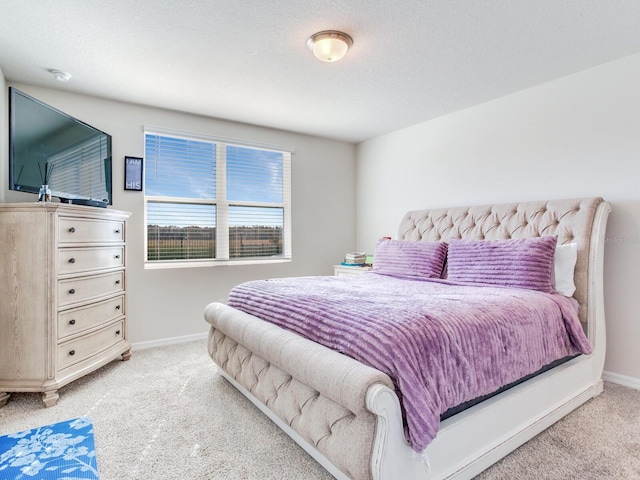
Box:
[341,252,367,266]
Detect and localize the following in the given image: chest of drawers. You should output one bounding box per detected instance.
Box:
[0,203,131,407]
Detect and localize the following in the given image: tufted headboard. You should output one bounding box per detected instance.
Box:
[397,197,608,329]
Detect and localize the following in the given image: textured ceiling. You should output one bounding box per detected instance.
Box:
[2,1,640,143]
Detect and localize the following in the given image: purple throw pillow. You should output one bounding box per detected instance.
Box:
[373,238,448,280]
[447,236,558,293]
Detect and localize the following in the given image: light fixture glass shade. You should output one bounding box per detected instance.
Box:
[307,31,353,62]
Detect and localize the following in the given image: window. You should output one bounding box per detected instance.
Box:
[144,129,292,267]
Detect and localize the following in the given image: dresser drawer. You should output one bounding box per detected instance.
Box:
[58,296,125,339]
[58,320,125,370]
[58,271,124,307]
[58,217,124,244]
[59,246,124,275]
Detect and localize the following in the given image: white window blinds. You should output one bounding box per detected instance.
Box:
[144,130,292,266]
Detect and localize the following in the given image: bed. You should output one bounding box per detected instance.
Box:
[204,197,610,480]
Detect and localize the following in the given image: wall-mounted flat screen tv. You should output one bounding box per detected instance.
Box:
[9,87,112,207]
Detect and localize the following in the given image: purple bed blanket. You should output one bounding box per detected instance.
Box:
[227,273,591,454]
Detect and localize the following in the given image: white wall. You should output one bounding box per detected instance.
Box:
[2,83,357,345]
[356,53,640,385]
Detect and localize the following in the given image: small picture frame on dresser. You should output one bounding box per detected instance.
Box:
[124,156,143,191]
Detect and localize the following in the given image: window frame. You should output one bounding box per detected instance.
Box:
[143,126,293,269]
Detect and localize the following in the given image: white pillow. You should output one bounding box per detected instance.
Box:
[553,243,578,296]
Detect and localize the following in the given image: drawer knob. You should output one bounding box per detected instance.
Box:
[115,229,121,234]
[115,330,121,335]
[114,254,121,259]
[69,288,76,295]
[69,350,76,356]
[68,258,76,264]
[115,280,121,285]
[115,305,121,310]
[69,319,76,325]
[68,227,76,233]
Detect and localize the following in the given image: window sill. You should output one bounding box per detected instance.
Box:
[144,257,292,269]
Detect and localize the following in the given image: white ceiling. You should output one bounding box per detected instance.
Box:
[2,1,640,143]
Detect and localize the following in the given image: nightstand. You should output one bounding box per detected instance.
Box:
[333,265,372,276]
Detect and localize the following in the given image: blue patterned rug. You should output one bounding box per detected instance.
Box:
[0,417,99,479]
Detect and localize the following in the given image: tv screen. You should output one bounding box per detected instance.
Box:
[9,87,112,207]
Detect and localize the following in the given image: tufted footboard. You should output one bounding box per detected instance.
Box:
[205,302,395,480]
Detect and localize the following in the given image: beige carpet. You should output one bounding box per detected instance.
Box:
[0,339,638,479]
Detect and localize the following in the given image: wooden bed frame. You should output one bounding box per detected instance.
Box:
[205,197,610,480]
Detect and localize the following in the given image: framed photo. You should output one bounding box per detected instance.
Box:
[124,156,143,191]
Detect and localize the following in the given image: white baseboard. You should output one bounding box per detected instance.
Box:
[602,370,640,390]
[131,332,209,351]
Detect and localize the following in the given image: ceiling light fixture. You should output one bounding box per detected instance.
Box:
[307,30,353,63]
[50,70,72,82]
